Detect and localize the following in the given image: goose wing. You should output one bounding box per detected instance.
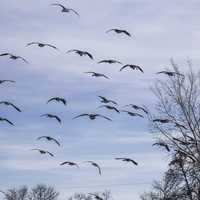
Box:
[153,142,170,152]
[98,60,107,64]
[53,115,62,123]
[136,65,144,73]
[99,73,110,79]
[69,8,80,17]
[66,49,79,54]
[119,65,129,72]
[51,137,61,146]
[18,56,29,63]
[86,161,102,175]
[9,103,21,112]
[37,136,47,140]
[59,98,67,105]
[85,52,93,59]
[109,100,118,105]
[128,159,138,165]
[46,151,54,157]
[106,29,115,33]
[1,80,15,83]
[47,97,57,104]
[122,30,132,37]
[2,118,14,126]
[51,3,66,10]
[73,114,89,119]
[96,114,112,121]
[98,96,107,101]
[0,53,11,57]
[85,71,95,74]
[45,44,58,50]
[26,42,39,46]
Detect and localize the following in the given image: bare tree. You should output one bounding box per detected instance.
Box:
[68,190,112,200]
[0,186,28,200]
[68,193,92,200]
[141,168,186,200]
[1,185,58,200]
[142,60,200,200]
[28,184,59,200]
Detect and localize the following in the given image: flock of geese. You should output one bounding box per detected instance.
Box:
[1,1,186,189]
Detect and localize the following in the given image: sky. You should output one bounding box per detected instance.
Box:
[0,0,200,200]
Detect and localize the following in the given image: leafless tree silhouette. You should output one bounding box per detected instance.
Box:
[0,186,28,200]
[142,60,200,200]
[68,191,112,200]
[28,184,59,200]
[1,185,59,200]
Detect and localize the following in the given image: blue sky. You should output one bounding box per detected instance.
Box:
[0,0,200,200]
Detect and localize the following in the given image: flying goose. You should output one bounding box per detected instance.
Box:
[60,161,79,168]
[156,71,184,77]
[115,157,138,166]
[0,80,15,85]
[153,142,170,152]
[37,136,60,146]
[47,97,67,106]
[98,59,122,64]
[0,53,28,63]
[99,105,120,113]
[98,96,118,105]
[84,161,102,175]
[67,49,93,59]
[26,42,58,50]
[0,117,14,126]
[85,72,110,79]
[106,29,132,37]
[31,149,54,157]
[121,110,144,118]
[0,101,21,112]
[73,113,112,121]
[153,119,171,124]
[124,104,148,114]
[40,114,62,124]
[51,4,80,16]
[120,64,143,73]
